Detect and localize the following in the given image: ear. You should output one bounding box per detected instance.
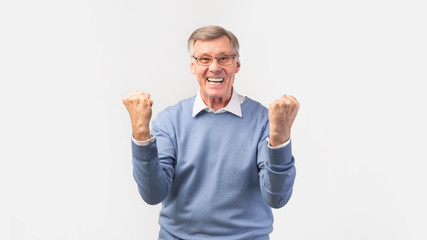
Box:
[234,59,241,74]
[190,60,196,75]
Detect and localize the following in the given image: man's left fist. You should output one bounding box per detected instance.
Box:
[268,94,300,147]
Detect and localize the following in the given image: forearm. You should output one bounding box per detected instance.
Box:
[259,140,296,208]
[132,140,173,205]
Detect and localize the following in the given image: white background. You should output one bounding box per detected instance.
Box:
[1,0,426,239]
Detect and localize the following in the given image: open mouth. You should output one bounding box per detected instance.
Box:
[207,78,224,85]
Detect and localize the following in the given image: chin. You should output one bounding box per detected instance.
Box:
[206,90,228,99]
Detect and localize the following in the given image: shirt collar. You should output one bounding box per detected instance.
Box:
[192,89,246,117]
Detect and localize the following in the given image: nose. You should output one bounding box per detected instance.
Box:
[208,59,222,72]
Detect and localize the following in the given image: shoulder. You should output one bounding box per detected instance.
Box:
[240,97,270,138]
[241,97,269,127]
[164,96,194,115]
[243,97,268,115]
[155,96,195,123]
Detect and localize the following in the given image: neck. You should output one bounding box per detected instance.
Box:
[201,90,233,111]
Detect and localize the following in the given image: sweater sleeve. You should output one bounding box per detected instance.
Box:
[131,112,176,205]
[257,122,296,209]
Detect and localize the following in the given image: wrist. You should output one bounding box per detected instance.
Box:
[132,127,151,141]
[269,133,290,147]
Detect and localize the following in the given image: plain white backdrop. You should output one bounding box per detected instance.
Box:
[1,0,426,239]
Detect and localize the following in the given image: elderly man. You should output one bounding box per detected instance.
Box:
[123,25,299,240]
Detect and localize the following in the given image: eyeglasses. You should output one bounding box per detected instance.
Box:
[193,55,236,66]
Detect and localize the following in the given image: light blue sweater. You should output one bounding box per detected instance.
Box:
[132,96,296,240]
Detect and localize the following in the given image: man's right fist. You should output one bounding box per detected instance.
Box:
[122,90,153,141]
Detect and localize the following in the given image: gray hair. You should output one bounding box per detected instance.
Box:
[187,25,240,58]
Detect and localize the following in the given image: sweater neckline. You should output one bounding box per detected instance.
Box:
[194,97,253,118]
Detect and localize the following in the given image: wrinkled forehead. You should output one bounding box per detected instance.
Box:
[193,36,235,56]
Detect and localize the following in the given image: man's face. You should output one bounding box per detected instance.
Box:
[191,35,240,103]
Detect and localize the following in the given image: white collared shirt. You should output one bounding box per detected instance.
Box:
[132,89,290,148]
[192,89,246,117]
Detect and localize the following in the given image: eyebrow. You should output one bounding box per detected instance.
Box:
[196,52,235,56]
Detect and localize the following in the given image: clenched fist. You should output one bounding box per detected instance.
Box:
[122,90,153,141]
[268,94,300,147]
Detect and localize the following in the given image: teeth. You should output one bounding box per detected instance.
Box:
[207,78,224,82]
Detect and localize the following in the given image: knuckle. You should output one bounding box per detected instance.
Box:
[272,101,282,109]
[128,95,136,102]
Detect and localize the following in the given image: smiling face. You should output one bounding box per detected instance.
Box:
[190,35,240,109]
